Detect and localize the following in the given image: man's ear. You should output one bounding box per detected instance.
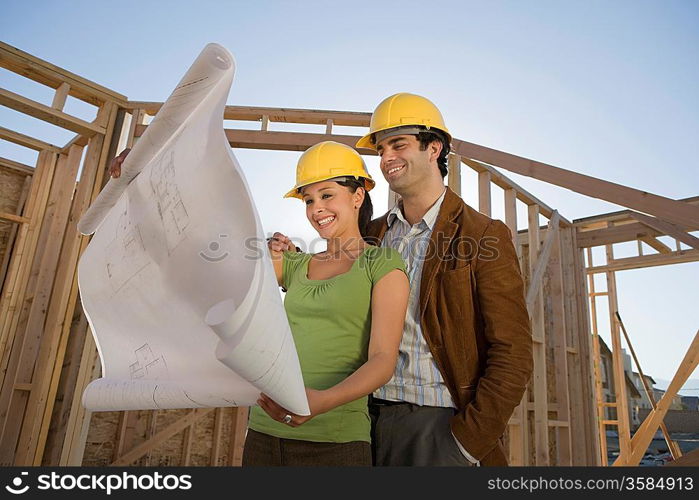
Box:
[429,139,443,162]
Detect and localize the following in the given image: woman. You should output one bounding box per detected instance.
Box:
[242,141,409,466]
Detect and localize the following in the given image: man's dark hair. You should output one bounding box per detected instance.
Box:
[416,130,450,178]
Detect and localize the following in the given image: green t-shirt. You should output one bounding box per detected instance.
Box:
[248,245,407,443]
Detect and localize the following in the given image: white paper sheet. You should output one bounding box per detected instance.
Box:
[77,44,309,415]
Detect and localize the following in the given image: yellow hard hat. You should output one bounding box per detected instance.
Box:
[356,93,451,150]
[284,141,375,199]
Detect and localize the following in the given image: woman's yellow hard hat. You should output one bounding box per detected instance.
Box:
[284,141,375,199]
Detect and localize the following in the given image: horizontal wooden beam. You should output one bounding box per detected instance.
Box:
[142,119,699,233]
[0,156,33,176]
[127,101,371,127]
[0,41,126,107]
[136,125,366,153]
[575,197,699,229]
[577,218,699,248]
[577,221,660,248]
[631,212,699,251]
[0,126,61,153]
[548,420,570,427]
[586,249,699,273]
[451,139,699,228]
[0,87,106,137]
[0,212,30,224]
[227,129,366,152]
[461,157,571,226]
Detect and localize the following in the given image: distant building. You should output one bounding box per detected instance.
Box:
[652,388,684,411]
[631,371,656,410]
[681,396,698,411]
[597,337,642,426]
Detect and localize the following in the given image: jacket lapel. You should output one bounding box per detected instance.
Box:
[419,188,463,318]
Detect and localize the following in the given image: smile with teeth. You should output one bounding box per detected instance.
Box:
[317,216,335,227]
[387,165,404,175]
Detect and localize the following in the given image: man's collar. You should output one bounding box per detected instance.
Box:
[387,187,447,231]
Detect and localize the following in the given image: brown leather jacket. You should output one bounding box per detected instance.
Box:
[366,187,533,466]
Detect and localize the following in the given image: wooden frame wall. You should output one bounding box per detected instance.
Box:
[575,201,699,465]
[2,42,696,466]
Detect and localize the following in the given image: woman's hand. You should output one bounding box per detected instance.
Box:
[257,388,331,427]
[267,232,296,253]
[267,232,296,287]
[108,148,131,178]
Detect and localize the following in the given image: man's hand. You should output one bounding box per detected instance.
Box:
[267,232,296,253]
[108,148,131,178]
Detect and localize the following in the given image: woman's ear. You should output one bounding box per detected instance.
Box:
[353,187,365,209]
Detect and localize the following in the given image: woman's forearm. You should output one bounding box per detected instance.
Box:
[316,351,397,414]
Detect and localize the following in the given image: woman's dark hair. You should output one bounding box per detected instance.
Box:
[335,177,373,240]
[417,130,450,178]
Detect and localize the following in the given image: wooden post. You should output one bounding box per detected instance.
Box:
[113,411,139,462]
[51,83,71,111]
[447,154,461,196]
[528,204,549,465]
[586,248,609,465]
[605,239,632,458]
[210,408,224,466]
[504,187,527,465]
[561,229,589,464]
[0,151,58,381]
[59,333,99,465]
[126,109,145,149]
[14,102,119,465]
[0,176,31,291]
[0,144,83,465]
[549,229,572,464]
[478,170,491,216]
[227,407,248,466]
[504,188,518,249]
[181,411,195,466]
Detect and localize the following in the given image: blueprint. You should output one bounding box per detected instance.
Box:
[77,44,309,415]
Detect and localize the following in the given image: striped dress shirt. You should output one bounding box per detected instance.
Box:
[374,188,455,409]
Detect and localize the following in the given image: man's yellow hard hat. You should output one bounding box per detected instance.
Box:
[356,93,451,150]
[284,141,375,199]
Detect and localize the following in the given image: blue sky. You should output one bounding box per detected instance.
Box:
[1,0,698,386]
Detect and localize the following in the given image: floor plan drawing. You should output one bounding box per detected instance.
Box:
[149,150,190,254]
[129,343,168,380]
[77,44,309,415]
[105,207,150,294]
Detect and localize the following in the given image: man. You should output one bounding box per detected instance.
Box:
[356,93,532,466]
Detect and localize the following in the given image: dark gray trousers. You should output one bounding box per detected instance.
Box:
[242,429,371,466]
[369,400,474,466]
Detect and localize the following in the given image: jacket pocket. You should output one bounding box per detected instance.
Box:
[438,264,473,325]
[436,264,478,384]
